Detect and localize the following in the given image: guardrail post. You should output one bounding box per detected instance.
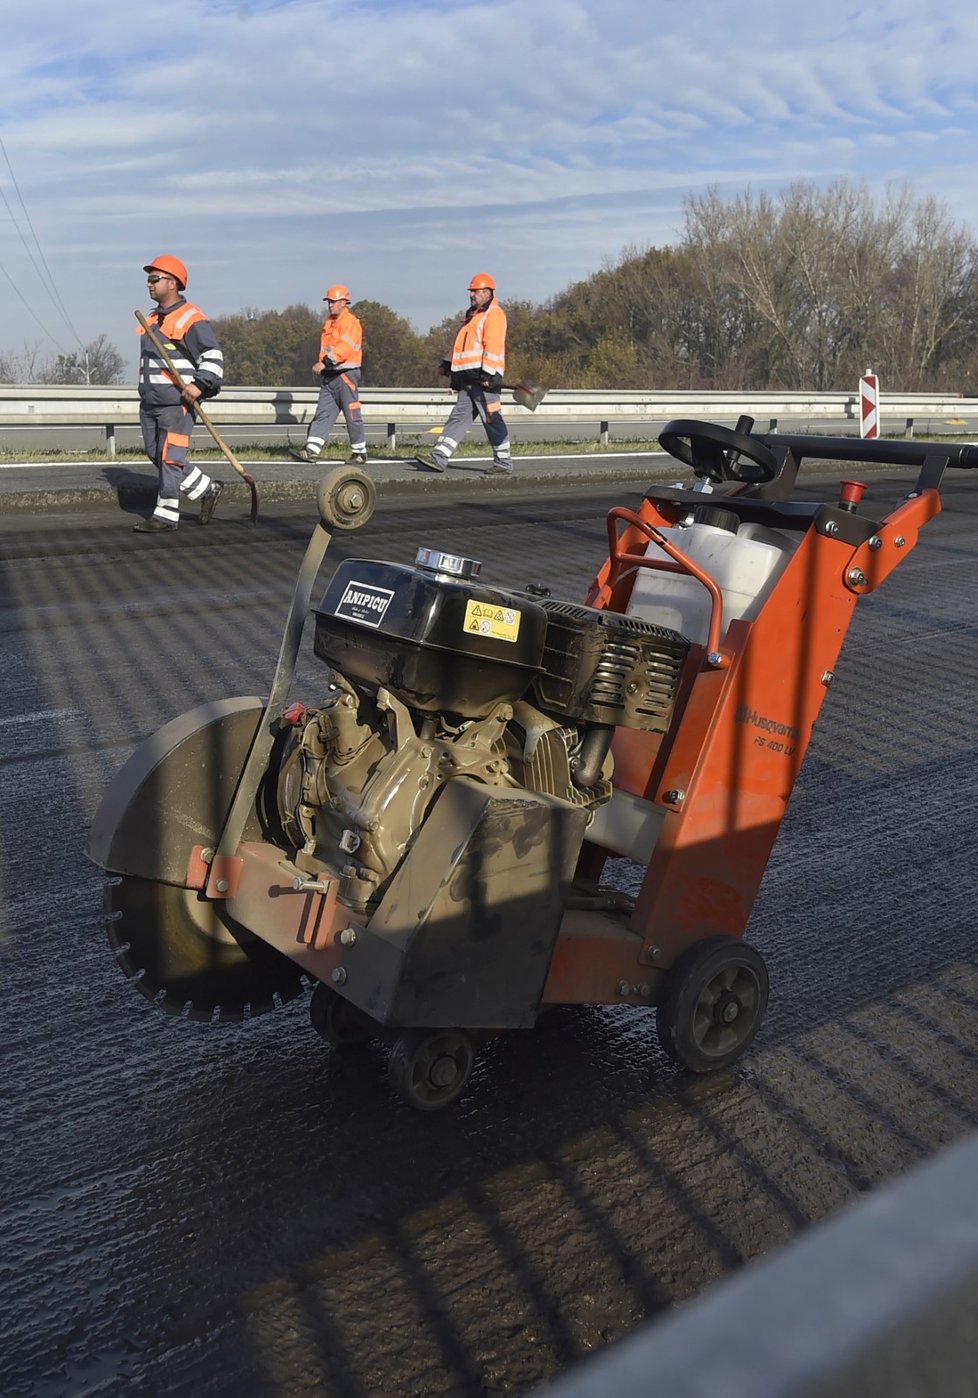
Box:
[386,421,396,450]
[905,417,915,439]
[599,420,609,446]
[105,423,116,458]
[769,418,778,432]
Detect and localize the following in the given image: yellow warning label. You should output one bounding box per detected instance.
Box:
[463,599,521,643]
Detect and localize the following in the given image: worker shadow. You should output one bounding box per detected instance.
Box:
[99,464,159,516]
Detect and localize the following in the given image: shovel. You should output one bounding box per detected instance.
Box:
[506,381,547,412]
[135,310,259,524]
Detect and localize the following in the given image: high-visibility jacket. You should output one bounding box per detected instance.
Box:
[137,298,224,408]
[449,300,506,381]
[320,307,362,372]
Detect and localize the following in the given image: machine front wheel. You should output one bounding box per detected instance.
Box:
[309,982,372,1049]
[388,1029,475,1111]
[656,936,769,1073]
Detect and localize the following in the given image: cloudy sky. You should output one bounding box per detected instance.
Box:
[3,0,978,367]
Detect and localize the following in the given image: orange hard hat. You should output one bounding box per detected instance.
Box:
[468,272,495,291]
[324,284,351,302]
[143,254,188,289]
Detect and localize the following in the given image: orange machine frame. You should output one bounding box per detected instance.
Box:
[538,461,942,1008]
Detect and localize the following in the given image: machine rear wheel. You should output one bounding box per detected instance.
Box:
[656,936,769,1072]
[309,982,372,1048]
[388,1029,475,1111]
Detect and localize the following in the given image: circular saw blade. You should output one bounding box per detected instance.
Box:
[105,875,304,1022]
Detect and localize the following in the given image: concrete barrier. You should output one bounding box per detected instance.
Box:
[537,1129,978,1398]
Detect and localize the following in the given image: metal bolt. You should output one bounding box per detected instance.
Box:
[638,983,652,997]
[706,651,723,668]
[647,945,661,960]
[617,980,631,997]
[662,788,685,805]
[868,535,882,551]
[331,967,347,986]
[847,568,867,586]
[822,670,834,686]
[894,535,906,548]
[215,878,229,893]
[338,926,357,947]
[200,847,215,864]
[823,520,839,536]
[293,877,331,893]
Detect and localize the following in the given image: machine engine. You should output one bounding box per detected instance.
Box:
[273,548,690,910]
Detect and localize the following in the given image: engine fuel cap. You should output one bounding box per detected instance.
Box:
[415,547,482,581]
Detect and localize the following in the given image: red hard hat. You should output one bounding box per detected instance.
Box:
[468,272,495,291]
[143,255,188,290]
[324,284,351,302]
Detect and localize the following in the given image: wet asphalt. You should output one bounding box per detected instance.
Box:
[0,453,976,1396]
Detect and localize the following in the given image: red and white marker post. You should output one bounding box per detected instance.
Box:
[859,370,879,439]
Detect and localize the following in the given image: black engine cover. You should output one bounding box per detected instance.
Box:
[314,558,548,718]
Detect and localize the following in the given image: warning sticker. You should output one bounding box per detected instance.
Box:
[463,600,522,643]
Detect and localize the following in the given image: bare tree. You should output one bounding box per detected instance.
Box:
[47,334,125,385]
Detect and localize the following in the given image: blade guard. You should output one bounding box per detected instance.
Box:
[87,696,266,883]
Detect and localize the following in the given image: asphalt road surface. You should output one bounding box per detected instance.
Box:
[1,473,977,1397]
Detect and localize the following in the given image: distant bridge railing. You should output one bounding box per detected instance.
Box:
[0,384,971,455]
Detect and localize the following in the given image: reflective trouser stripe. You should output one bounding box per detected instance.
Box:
[307,370,365,453]
[140,402,212,523]
[434,387,509,461]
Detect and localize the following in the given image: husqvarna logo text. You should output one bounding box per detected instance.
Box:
[335,580,395,628]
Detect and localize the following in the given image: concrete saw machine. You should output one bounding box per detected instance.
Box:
[89,419,978,1110]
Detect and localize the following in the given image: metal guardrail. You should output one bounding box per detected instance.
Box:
[0,384,971,455]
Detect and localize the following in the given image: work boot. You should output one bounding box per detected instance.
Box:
[288,444,319,463]
[414,452,446,473]
[133,517,176,533]
[198,480,224,525]
[483,460,513,477]
[349,451,368,466]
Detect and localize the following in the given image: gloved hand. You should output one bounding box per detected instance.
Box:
[480,373,503,391]
[438,359,451,378]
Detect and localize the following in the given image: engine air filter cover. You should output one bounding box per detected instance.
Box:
[314,558,548,717]
[532,600,690,732]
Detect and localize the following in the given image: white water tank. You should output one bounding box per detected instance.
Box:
[626,517,800,645]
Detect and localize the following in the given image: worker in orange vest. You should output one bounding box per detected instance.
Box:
[415,273,511,476]
[292,285,367,464]
[134,255,225,532]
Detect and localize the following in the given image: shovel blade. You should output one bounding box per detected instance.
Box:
[512,382,547,412]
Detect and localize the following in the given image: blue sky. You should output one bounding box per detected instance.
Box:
[3,0,978,365]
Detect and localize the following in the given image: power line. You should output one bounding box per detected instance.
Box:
[0,132,89,358]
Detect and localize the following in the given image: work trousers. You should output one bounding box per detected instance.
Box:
[431,385,510,468]
[139,402,215,527]
[307,370,366,456]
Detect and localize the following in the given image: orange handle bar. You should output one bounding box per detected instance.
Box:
[605,507,726,656]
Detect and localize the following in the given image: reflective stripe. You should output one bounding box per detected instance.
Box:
[450,301,506,376]
[320,308,362,368]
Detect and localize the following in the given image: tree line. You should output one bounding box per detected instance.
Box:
[4,180,978,392]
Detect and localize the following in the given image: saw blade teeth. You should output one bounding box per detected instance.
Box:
[103,872,305,1023]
